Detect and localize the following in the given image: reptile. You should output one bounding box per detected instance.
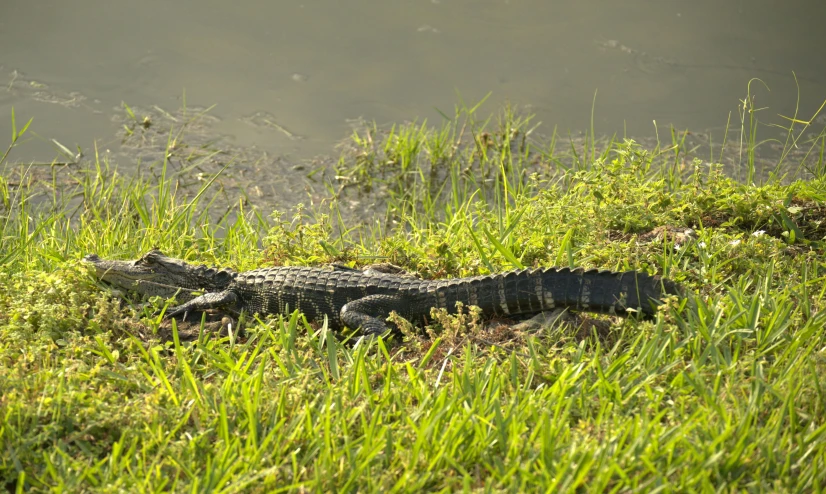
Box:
[84,250,684,336]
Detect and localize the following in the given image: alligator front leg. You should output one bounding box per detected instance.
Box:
[166,291,239,320]
[340,294,411,336]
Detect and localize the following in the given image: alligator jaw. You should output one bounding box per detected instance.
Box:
[83,253,165,297]
[84,250,238,303]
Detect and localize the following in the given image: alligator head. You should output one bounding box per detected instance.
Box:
[83,249,236,301]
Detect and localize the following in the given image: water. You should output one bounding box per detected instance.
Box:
[1,0,824,174]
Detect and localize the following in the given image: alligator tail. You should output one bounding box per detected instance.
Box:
[430,267,682,319]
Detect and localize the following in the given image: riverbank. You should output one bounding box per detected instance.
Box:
[1,106,825,491]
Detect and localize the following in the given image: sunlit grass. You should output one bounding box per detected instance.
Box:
[1,90,826,491]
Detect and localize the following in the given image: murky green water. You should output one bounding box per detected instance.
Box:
[1,0,824,171]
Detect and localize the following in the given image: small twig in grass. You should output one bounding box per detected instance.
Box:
[263,118,302,140]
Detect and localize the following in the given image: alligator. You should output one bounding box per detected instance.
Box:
[84,250,684,336]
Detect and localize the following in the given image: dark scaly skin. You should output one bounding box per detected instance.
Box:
[84,250,683,335]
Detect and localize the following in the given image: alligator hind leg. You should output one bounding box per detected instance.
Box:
[340,294,411,336]
[329,262,419,279]
[361,263,419,278]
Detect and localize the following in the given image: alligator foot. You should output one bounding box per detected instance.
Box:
[157,310,237,341]
[510,309,576,333]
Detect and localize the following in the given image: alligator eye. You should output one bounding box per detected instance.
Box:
[148,249,166,260]
[137,251,160,265]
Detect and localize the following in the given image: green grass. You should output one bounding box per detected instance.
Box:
[1,92,826,492]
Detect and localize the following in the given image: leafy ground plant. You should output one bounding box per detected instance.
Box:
[1,97,826,491]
